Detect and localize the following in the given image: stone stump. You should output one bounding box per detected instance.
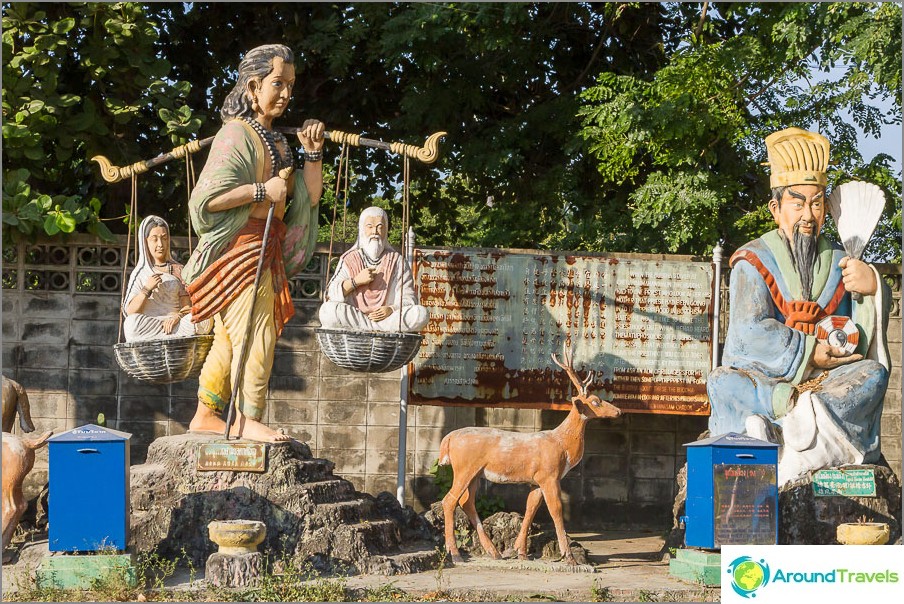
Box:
[205,519,266,588]
[206,552,263,588]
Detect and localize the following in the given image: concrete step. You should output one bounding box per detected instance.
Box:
[309,498,375,528]
[342,519,402,552]
[668,548,720,587]
[363,546,442,575]
[295,478,357,504]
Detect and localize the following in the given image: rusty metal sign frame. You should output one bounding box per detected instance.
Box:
[197,442,268,473]
[408,246,715,415]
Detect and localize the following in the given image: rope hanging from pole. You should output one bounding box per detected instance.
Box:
[111,146,214,385]
[324,143,352,302]
[398,155,411,332]
[117,174,139,345]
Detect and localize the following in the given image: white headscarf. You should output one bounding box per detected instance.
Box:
[122,215,173,314]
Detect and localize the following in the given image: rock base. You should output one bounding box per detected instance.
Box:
[130,433,440,575]
[206,551,263,588]
[423,504,590,564]
[779,464,901,544]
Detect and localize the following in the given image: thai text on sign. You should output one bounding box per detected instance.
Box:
[410,248,714,414]
[813,469,877,497]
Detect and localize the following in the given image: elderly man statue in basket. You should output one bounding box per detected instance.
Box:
[319,206,428,332]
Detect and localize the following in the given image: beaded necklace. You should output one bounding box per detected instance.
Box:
[359,247,383,269]
[240,116,293,177]
[153,261,174,275]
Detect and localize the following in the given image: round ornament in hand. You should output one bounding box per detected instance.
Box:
[815,316,859,355]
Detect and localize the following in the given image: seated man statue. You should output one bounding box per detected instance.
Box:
[319,206,428,332]
[707,127,891,486]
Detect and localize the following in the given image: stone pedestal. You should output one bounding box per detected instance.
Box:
[130,433,440,575]
[837,522,890,545]
[206,551,263,588]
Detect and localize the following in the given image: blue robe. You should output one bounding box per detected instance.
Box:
[707,230,890,463]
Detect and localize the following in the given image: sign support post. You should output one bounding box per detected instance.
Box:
[397,227,416,506]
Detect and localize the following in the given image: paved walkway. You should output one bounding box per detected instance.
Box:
[1,530,720,602]
[342,530,718,602]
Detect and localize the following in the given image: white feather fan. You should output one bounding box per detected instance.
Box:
[826,181,886,261]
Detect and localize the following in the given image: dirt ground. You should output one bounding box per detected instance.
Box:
[1,529,719,602]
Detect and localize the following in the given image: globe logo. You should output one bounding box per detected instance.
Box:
[727,556,770,598]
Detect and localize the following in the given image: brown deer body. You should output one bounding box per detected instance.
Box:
[2,430,52,563]
[438,351,621,564]
[2,377,35,434]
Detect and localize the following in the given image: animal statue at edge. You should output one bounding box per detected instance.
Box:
[2,430,52,563]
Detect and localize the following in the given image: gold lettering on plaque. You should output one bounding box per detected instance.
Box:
[197,442,267,473]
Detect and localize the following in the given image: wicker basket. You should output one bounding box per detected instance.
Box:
[114,335,214,383]
[316,328,423,373]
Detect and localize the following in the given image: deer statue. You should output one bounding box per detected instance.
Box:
[2,430,52,563]
[438,348,622,564]
[2,376,35,434]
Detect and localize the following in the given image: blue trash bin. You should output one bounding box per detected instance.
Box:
[683,432,778,549]
[48,424,132,552]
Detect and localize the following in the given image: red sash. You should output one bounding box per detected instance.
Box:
[339,248,401,312]
[730,249,847,335]
[187,218,294,337]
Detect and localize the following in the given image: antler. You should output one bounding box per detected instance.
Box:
[550,345,588,395]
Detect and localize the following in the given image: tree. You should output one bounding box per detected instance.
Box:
[2,2,202,245]
[144,2,668,250]
[578,2,902,260]
[3,3,900,262]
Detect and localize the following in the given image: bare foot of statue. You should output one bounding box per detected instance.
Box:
[188,402,227,434]
[228,411,291,443]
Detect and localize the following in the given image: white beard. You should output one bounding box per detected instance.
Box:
[362,236,385,260]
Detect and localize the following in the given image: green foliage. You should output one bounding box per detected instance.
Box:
[3,2,899,261]
[590,581,613,602]
[429,459,454,495]
[579,2,902,259]
[239,554,348,602]
[360,582,410,602]
[2,2,201,246]
[3,547,185,603]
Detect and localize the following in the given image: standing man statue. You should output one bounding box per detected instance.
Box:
[318,206,428,332]
[181,44,324,443]
[707,127,891,485]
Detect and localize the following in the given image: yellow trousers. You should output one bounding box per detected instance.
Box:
[197,270,275,421]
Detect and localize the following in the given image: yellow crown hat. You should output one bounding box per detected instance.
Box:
[765,127,830,188]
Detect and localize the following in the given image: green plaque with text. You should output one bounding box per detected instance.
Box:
[813,469,876,497]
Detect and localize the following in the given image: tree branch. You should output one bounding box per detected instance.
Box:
[695,1,709,40]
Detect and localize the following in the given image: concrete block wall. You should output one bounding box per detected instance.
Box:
[1,236,900,530]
